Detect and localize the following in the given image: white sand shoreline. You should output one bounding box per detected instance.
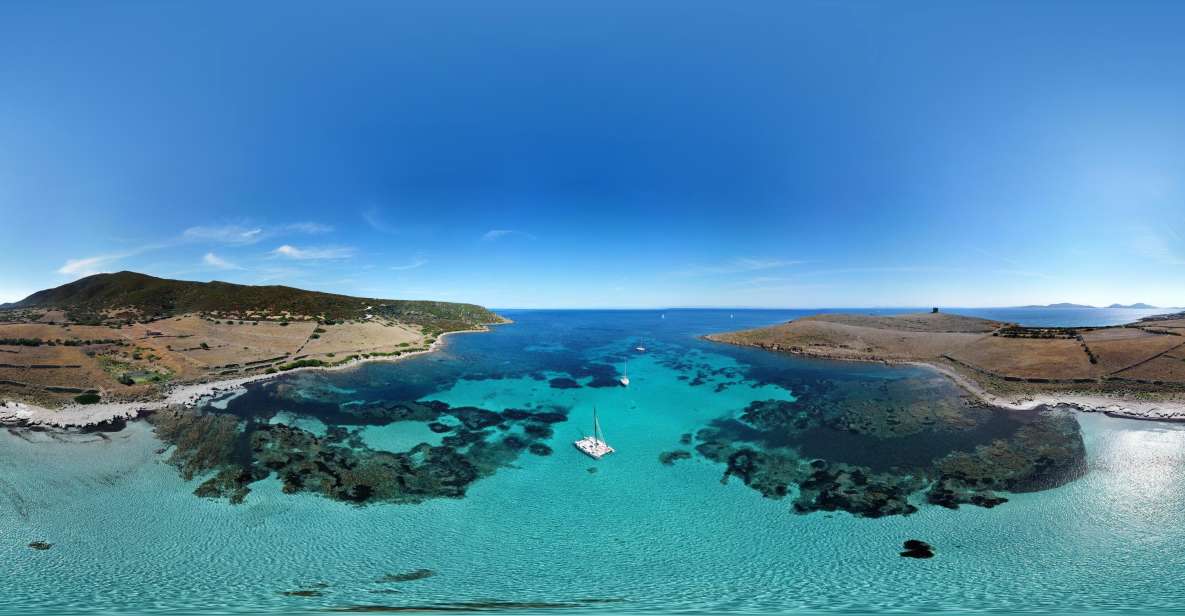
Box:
[909,360,1185,422]
[0,326,493,428]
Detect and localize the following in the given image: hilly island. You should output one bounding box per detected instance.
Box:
[0,272,505,420]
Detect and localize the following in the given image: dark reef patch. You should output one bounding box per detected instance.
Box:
[675,374,1088,518]
[27,541,52,550]
[280,589,325,597]
[330,600,609,612]
[548,377,581,389]
[659,450,691,465]
[148,397,568,505]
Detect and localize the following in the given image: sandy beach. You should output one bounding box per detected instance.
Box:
[0,327,489,428]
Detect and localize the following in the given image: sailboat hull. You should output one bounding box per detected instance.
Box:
[574,436,615,459]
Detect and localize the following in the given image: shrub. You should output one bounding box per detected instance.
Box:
[200,342,210,350]
[277,359,326,371]
[74,393,101,405]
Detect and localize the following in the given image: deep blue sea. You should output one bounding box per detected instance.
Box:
[3,308,1185,615]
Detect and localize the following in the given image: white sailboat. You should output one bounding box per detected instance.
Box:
[574,407,615,459]
[619,360,630,386]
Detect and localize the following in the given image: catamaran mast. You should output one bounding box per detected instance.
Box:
[593,407,601,444]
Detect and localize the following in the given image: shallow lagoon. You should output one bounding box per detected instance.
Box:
[3,310,1185,614]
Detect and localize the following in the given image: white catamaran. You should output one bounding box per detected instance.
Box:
[574,407,615,459]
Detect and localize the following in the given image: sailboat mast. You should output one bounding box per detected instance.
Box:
[593,407,601,443]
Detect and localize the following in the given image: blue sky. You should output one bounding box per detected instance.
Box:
[2,1,1184,308]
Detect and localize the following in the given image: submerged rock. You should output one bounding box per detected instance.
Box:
[900,539,934,559]
[670,388,1088,518]
[279,589,324,597]
[377,569,436,582]
[793,461,921,518]
[659,450,692,465]
[27,541,52,550]
[548,377,581,389]
[147,397,568,506]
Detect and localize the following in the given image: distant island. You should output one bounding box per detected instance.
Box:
[708,310,1185,421]
[0,272,505,417]
[1015,302,1158,309]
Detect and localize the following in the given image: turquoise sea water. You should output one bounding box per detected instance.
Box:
[3,309,1185,615]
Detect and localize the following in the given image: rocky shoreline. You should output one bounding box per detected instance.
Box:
[910,360,1185,423]
[706,333,1185,423]
[0,327,491,429]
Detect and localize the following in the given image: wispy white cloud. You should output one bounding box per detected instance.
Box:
[390,256,428,271]
[183,225,265,245]
[362,206,399,234]
[674,257,803,277]
[202,252,241,270]
[253,266,304,283]
[285,222,334,235]
[1133,225,1185,266]
[55,221,336,279]
[991,269,1050,279]
[793,265,960,278]
[271,244,355,260]
[482,229,537,241]
[183,222,333,245]
[57,254,125,276]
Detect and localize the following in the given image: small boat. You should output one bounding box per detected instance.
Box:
[574,407,615,459]
[635,345,646,352]
[619,360,630,386]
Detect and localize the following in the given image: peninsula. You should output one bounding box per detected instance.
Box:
[708,311,1185,421]
[0,272,505,423]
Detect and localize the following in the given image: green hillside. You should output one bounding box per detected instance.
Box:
[3,271,502,333]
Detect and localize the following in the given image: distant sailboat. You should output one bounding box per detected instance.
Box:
[619,360,630,386]
[574,407,615,459]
